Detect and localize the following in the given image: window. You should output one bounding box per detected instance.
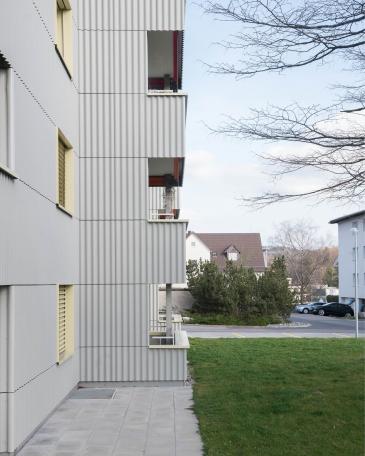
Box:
[191,241,196,247]
[212,252,217,257]
[57,285,74,364]
[56,0,73,76]
[57,130,74,214]
[352,221,358,229]
[0,55,15,178]
[227,252,238,261]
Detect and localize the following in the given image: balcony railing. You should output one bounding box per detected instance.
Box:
[148,187,180,221]
[149,314,184,346]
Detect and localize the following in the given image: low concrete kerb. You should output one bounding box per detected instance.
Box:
[267,322,312,328]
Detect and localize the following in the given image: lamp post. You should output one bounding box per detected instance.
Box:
[351,227,359,339]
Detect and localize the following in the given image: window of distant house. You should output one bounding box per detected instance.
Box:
[227,252,238,261]
[57,130,74,215]
[211,252,217,257]
[352,221,358,229]
[57,284,74,364]
[0,57,15,177]
[191,241,196,247]
[56,0,73,76]
[363,219,365,232]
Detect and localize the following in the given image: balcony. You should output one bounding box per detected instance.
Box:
[149,313,189,348]
[149,186,180,221]
[148,31,183,93]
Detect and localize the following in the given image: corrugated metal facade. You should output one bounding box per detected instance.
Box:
[78,0,188,384]
[79,94,186,158]
[78,0,186,31]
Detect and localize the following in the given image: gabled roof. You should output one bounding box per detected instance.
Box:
[193,233,265,272]
[329,210,365,224]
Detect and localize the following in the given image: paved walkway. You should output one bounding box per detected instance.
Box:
[18,386,203,456]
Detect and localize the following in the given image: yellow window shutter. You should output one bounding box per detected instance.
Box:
[57,285,74,364]
[58,139,66,208]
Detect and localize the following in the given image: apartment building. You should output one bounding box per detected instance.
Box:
[0,1,188,454]
[330,210,365,315]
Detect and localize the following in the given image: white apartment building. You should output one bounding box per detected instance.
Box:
[330,210,365,314]
[0,1,189,454]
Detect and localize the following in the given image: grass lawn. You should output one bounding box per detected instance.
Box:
[189,338,365,456]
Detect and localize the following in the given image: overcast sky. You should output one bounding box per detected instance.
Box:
[180,1,362,245]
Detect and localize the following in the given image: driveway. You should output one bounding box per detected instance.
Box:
[18,386,203,456]
[184,313,365,338]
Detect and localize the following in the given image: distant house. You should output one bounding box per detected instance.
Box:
[186,232,266,273]
[330,210,365,315]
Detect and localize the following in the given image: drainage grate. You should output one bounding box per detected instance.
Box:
[70,388,116,399]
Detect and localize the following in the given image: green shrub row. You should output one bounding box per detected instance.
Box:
[186,256,294,321]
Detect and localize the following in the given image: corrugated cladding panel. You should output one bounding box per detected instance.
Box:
[80,158,148,220]
[79,31,146,93]
[80,347,187,382]
[80,221,186,284]
[79,94,186,158]
[78,0,185,30]
[79,285,149,348]
[80,221,148,284]
[147,221,187,284]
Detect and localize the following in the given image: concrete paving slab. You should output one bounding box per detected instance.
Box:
[17,386,203,456]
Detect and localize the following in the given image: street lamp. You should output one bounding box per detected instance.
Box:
[351,227,359,339]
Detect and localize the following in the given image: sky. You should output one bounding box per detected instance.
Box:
[180,1,363,245]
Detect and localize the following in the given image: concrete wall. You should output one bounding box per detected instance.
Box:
[0,2,79,453]
[337,217,365,308]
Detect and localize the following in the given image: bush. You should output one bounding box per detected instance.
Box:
[186,256,294,322]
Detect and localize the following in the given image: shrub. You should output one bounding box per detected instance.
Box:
[187,256,293,321]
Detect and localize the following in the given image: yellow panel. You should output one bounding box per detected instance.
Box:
[57,285,74,364]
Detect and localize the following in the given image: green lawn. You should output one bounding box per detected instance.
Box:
[189,339,365,456]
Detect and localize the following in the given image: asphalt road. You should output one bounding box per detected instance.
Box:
[183,312,365,338]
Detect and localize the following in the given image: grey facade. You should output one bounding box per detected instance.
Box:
[330,211,365,313]
[0,1,189,454]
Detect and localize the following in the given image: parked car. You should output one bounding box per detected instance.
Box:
[295,302,325,314]
[312,302,354,318]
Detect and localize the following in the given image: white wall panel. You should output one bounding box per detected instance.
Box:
[0,287,9,393]
[0,176,78,286]
[79,31,146,94]
[80,158,148,220]
[0,393,9,452]
[0,0,78,146]
[79,285,149,348]
[80,94,186,158]
[80,346,187,382]
[78,0,186,31]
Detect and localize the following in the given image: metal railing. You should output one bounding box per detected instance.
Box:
[149,314,183,346]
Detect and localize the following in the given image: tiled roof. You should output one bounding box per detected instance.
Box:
[194,233,266,272]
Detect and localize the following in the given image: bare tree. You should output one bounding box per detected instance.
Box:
[202,0,365,206]
[270,220,332,303]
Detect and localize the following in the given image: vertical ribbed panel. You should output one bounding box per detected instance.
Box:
[78,0,186,30]
[80,221,147,284]
[79,31,146,93]
[80,158,148,220]
[146,94,186,158]
[147,221,187,284]
[80,285,149,349]
[79,94,186,158]
[0,287,8,392]
[80,346,187,382]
